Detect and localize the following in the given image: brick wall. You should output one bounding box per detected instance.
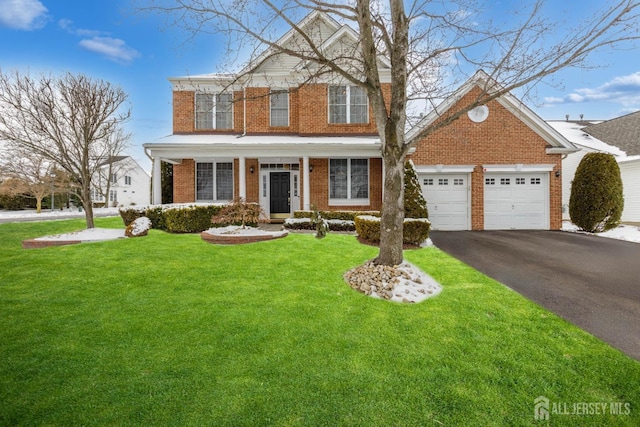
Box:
[173,159,195,203]
[408,87,563,230]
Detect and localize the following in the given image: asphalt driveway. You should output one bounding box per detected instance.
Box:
[430,230,640,360]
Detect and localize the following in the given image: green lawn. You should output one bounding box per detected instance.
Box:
[1,217,638,426]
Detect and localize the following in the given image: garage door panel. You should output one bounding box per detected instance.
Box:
[420,173,469,231]
[484,173,548,230]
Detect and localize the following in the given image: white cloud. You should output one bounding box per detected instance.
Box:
[58,18,105,38]
[544,72,640,108]
[79,37,140,64]
[0,0,48,30]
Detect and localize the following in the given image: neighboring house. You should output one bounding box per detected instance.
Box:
[144,11,577,230]
[550,111,640,223]
[91,156,150,207]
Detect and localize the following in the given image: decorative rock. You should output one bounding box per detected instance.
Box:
[343,260,442,303]
[125,216,152,237]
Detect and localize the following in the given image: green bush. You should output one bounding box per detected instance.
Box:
[569,153,624,233]
[354,215,430,245]
[404,161,429,218]
[284,218,355,232]
[164,205,223,233]
[294,210,380,221]
[119,204,222,233]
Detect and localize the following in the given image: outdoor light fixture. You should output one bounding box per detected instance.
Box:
[555,170,561,177]
[309,165,314,173]
[250,166,254,174]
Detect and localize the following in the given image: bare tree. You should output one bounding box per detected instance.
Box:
[0,148,53,213]
[136,0,640,265]
[0,70,131,228]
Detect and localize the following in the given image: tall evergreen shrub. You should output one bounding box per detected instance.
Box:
[569,152,623,233]
[404,160,429,218]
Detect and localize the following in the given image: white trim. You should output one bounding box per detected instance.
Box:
[194,92,234,130]
[269,89,290,127]
[414,164,475,173]
[482,164,554,173]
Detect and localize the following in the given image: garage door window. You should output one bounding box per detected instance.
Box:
[531,178,541,184]
[516,178,525,184]
[485,178,495,185]
[501,178,510,185]
[423,178,433,186]
[439,178,449,185]
[454,178,464,186]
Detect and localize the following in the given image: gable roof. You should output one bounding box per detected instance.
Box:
[582,111,640,156]
[406,70,578,154]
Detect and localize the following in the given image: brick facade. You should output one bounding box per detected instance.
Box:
[170,82,563,230]
[408,87,563,230]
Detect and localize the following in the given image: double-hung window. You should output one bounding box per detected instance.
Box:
[196,162,234,201]
[195,93,233,130]
[329,158,369,204]
[328,85,368,124]
[270,90,289,127]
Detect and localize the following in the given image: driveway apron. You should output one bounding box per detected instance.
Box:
[430,230,640,361]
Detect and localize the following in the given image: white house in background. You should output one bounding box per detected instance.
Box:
[91,156,150,207]
[549,113,640,222]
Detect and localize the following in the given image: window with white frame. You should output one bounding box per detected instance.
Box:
[196,162,233,201]
[195,93,233,130]
[270,90,289,127]
[109,189,117,202]
[110,173,117,183]
[329,158,369,203]
[124,175,132,185]
[328,86,368,124]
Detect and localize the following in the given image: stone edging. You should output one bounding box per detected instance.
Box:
[22,239,82,249]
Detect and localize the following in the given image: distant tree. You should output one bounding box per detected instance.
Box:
[0,147,53,213]
[0,70,131,228]
[404,161,428,219]
[569,152,624,233]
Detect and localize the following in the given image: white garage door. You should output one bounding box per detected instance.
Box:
[484,173,548,230]
[419,174,469,230]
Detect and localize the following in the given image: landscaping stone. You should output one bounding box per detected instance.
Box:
[344,260,442,303]
[125,216,151,237]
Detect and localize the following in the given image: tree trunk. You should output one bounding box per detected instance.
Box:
[375,145,406,266]
[81,186,95,228]
[36,198,42,213]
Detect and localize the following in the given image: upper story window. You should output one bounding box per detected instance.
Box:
[110,173,117,183]
[124,175,132,186]
[329,158,369,205]
[195,93,233,130]
[328,85,368,124]
[270,90,289,127]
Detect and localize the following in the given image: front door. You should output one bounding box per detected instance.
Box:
[270,172,290,218]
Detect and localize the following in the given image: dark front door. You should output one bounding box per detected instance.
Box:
[270,172,290,215]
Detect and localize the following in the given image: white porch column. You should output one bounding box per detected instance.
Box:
[303,156,311,210]
[238,156,246,200]
[152,156,162,205]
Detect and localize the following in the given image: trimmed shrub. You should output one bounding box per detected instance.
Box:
[284,218,355,232]
[354,215,430,245]
[569,152,624,233]
[119,204,222,233]
[293,210,380,221]
[164,205,222,233]
[404,160,429,218]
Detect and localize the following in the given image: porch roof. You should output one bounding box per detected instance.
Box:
[144,134,382,160]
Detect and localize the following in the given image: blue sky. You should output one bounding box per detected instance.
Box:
[1,0,639,171]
